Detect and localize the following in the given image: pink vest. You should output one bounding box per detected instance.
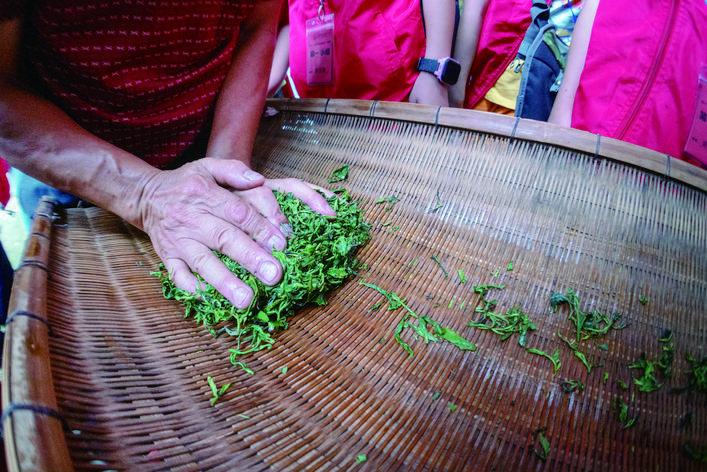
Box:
[288,0,425,101]
[572,0,707,168]
[463,0,532,109]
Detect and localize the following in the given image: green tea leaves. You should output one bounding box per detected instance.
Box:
[154,191,371,373]
[685,352,707,392]
[207,377,232,406]
[437,326,477,351]
[360,281,476,356]
[528,348,561,375]
[328,165,349,183]
[375,195,400,211]
[532,429,551,461]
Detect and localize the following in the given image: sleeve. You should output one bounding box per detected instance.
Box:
[0,0,26,21]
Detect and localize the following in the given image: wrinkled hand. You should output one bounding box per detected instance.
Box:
[138,158,335,309]
[409,72,450,107]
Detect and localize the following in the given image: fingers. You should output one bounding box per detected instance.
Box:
[233,185,291,236]
[159,236,283,310]
[200,158,266,190]
[265,177,337,217]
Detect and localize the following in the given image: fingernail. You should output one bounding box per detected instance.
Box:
[232,286,253,309]
[280,223,293,237]
[259,261,279,283]
[268,234,286,251]
[244,170,263,182]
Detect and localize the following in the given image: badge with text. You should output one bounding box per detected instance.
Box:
[684,71,707,167]
[305,13,335,85]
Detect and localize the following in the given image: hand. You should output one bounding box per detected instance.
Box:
[137,158,335,309]
[234,177,336,234]
[409,71,450,107]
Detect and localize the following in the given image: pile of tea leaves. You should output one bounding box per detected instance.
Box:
[153,189,371,371]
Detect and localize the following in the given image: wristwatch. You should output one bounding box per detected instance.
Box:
[417,57,461,86]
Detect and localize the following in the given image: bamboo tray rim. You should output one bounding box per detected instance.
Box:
[3,100,707,471]
[267,98,707,193]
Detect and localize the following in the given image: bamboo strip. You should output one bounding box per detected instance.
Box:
[268,98,707,192]
[2,197,74,472]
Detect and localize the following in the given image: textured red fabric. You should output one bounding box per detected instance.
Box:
[462,0,532,109]
[3,1,257,168]
[572,0,707,167]
[288,0,425,101]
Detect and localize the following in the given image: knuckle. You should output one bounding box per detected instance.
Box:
[187,251,212,276]
[180,173,211,196]
[211,226,235,253]
[227,200,258,227]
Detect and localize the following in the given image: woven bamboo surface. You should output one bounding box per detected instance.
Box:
[3,99,707,471]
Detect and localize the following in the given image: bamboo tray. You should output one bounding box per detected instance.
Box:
[3,99,707,471]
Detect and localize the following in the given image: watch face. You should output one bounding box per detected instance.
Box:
[441,59,461,86]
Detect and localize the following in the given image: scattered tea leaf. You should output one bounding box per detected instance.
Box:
[375,195,400,211]
[328,165,349,183]
[527,348,561,375]
[685,443,707,463]
[207,377,232,406]
[431,255,449,279]
[360,281,476,356]
[559,379,585,394]
[534,432,551,460]
[659,329,673,343]
[685,352,707,392]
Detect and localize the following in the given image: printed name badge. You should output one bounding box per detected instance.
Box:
[684,67,707,167]
[306,13,335,85]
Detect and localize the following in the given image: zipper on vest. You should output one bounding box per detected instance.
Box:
[616,0,678,140]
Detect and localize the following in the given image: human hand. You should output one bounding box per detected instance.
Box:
[138,158,335,309]
[409,72,450,107]
[234,177,336,235]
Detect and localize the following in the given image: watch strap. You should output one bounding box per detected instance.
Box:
[417,58,441,76]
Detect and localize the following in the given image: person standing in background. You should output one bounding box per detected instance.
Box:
[287,0,460,106]
[549,0,707,169]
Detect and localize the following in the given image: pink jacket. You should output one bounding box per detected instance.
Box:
[572,0,707,168]
[288,0,425,101]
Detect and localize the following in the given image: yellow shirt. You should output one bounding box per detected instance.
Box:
[483,58,524,110]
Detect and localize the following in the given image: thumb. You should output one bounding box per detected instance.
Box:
[200,158,266,190]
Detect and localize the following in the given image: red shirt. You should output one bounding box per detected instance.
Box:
[1,1,257,168]
[288,0,426,101]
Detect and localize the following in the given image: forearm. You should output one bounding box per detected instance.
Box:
[268,24,290,97]
[207,0,280,165]
[420,0,456,59]
[449,0,488,107]
[548,0,599,126]
[0,86,158,228]
[410,0,457,106]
